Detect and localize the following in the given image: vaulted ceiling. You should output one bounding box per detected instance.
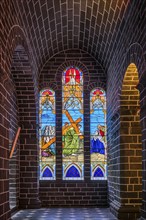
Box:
[1,0,145,75]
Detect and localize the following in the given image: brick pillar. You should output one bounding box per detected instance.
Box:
[56,86,62,181]
[11,46,41,209]
[138,84,146,220]
[108,111,121,216]
[110,64,142,219]
[84,89,90,180]
[0,77,11,220]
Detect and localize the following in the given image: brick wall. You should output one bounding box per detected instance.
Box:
[1,0,146,219]
[107,45,146,220]
[108,63,142,219]
[39,49,108,207]
[120,64,142,208]
[9,84,19,211]
[0,75,12,220]
[0,39,40,219]
[139,80,146,220]
[11,46,40,209]
[104,1,146,219]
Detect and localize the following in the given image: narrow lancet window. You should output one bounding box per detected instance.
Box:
[39,89,56,180]
[90,88,107,180]
[62,67,84,180]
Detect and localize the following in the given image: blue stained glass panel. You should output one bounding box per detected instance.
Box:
[90,138,105,154]
[39,89,56,180]
[90,88,107,180]
[66,165,81,177]
[43,167,53,177]
[94,167,104,177]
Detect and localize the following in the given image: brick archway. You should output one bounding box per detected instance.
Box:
[120,63,142,219]
[9,45,40,209]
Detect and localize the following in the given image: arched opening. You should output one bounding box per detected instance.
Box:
[9,45,40,211]
[9,91,19,210]
[9,46,21,211]
[120,63,142,218]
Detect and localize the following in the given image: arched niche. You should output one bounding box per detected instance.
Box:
[120,63,142,216]
[9,45,40,210]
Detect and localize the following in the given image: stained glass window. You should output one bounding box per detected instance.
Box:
[62,67,84,180]
[39,89,56,180]
[90,88,107,180]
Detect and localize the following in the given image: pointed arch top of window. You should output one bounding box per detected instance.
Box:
[40,88,55,96]
[62,66,83,86]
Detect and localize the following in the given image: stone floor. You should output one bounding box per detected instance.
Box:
[12,208,117,220]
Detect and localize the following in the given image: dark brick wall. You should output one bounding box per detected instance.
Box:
[1,0,146,219]
[40,181,107,207]
[0,77,12,220]
[0,39,40,219]
[11,0,130,73]
[108,63,143,219]
[11,46,40,210]
[39,49,106,87]
[39,49,107,207]
[105,2,146,219]
[104,1,146,219]
[9,83,19,211]
[120,64,142,208]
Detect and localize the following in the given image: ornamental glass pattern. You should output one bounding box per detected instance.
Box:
[62,67,84,180]
[39,89,56,180]
[90,88,107,180]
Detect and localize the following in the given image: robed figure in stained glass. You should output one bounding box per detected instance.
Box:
[63,123,82,156]
[90,88,107,180]
[62,67,84,180]
[63,68,83,111]
[39,89,56,180]
[91,125,105,155]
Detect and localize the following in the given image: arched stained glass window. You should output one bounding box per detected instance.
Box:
[39,89,56,180]
[62,67,84,180]
[90,88,107,180]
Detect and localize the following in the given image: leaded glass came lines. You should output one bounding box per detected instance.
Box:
[90,88,107,180]
[39,89,56,180]
[62,67,84,180]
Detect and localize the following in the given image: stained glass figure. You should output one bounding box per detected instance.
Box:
[39,89,56,180]
[62,67,84,180]
[90,88,107,180]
